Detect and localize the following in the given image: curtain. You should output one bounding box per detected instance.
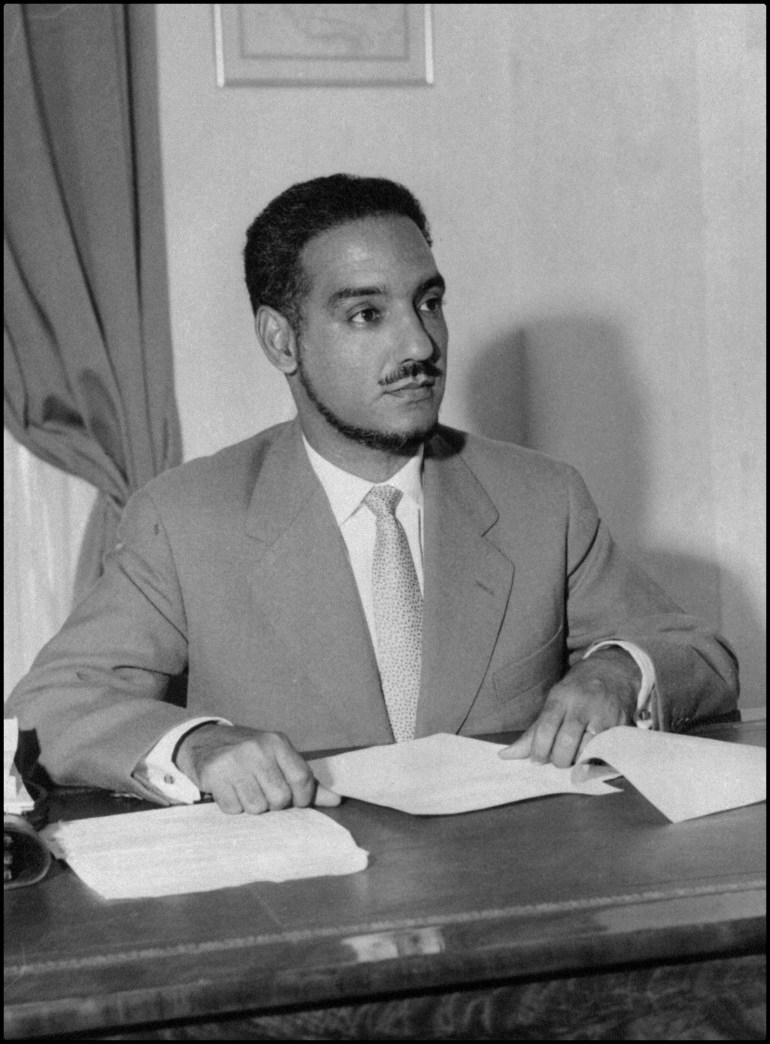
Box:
[4,3,182,604]
[4,430,96,698]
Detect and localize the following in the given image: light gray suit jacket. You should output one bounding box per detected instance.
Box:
[8,420,738,799]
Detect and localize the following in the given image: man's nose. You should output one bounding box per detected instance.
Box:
[398,309,438,361]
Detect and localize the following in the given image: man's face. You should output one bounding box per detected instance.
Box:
[291,215,447,456]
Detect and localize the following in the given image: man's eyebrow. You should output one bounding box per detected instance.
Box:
[327,284,387,308]
[416,273,446,297]
[326,273,446,310]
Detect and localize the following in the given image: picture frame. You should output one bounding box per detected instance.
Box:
[213,4,434,87]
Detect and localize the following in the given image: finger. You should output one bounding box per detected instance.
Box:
[232,775,270,815]
[249,759,293,811]
[549,719,590,768]
[576,724,601,760]
[210,781,243,815]
[274,745,316,808]
[313,782,342,806]
[498,726,534,759]
[528,706,566,764]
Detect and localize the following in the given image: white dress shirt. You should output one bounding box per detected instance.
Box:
[134,439,654,803]
[302,438,425,640]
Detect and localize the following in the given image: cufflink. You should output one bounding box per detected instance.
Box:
[163,774,176,785]
[638,709,651,721]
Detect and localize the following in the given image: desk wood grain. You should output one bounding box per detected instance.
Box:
[4,722,765,1040]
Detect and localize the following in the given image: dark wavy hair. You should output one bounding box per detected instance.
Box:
[243,174,431,330]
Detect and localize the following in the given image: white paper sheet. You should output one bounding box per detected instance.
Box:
[309,733,621,815]
[41,804,368,899]
[576,725,766,822]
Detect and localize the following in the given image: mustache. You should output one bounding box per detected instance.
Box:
[379,360,443,387]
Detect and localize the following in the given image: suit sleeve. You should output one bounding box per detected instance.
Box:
[561,464,740,730]
[6,487,201,801]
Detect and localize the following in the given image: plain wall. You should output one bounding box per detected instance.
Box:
[154,4,765,707]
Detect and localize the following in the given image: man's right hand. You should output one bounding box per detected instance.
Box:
[174,724,340,815]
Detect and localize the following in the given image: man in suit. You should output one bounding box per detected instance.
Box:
[7,174,739,815]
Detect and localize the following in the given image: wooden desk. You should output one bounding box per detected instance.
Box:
[4,722,766,1040]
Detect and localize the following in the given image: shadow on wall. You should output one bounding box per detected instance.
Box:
[465,315,653,549]
[464,314,764,700]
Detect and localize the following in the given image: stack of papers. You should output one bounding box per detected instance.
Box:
[310,728,766,822]
[42,804,368,900]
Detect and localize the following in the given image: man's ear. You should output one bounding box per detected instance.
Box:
[255,306,299,375]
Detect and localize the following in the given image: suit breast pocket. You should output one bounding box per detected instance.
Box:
[492,626,566,707]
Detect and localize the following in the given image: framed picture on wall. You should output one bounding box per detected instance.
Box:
[213,4,434,86]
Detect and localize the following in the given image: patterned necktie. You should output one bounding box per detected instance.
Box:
[364,485,422,742]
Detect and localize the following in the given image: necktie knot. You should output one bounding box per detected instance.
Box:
[364,484,402,518]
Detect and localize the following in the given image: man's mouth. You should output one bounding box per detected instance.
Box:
[385,377,435,393]
[380,359,442,390]
[384,379,436,401]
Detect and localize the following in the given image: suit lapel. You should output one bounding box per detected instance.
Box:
[418,433,515,736]
[244,422,392,741]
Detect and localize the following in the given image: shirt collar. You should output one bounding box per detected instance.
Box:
[302,435,424,527]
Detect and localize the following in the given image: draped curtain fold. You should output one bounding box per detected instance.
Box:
[4,3,182,602]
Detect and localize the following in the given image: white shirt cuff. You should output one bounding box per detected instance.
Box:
[132,717,231,803]
[584,640,656,729]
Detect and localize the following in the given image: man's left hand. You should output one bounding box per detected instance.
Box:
[499,647,640,767]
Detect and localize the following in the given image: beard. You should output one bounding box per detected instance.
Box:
[296,351,439,454]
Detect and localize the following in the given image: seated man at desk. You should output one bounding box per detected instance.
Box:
[7,174,739,816]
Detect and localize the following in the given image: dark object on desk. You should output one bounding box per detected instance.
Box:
[3,812,51,889]
[14,727,56,799]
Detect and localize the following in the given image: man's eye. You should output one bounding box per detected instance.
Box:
[350,308,380,325]
[420,296,445,314]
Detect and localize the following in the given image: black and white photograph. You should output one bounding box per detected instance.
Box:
[4,4,766,1040]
